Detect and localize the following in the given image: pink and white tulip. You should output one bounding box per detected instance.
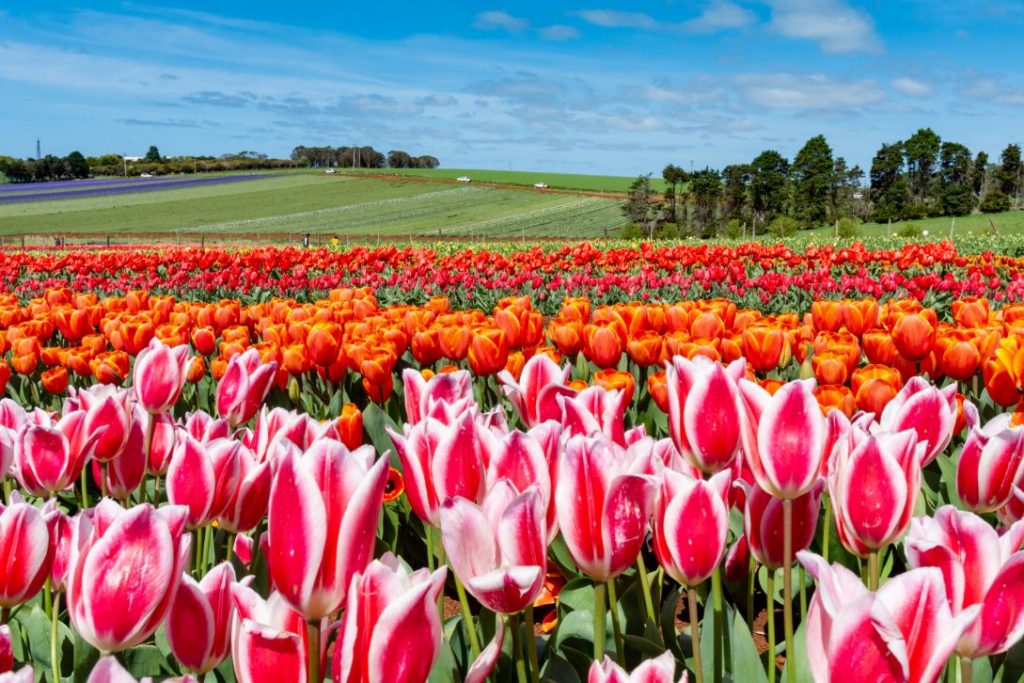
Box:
[955,413,1024,513]
[402,368,474,425]
[166,435,243,529]
[76,386,133,463]
[216,445,272,534]
[167,562,239,674]
[878,376,957,466]
[133,338,192,414]
[498,354,573,428]
[14,411,89,497]
[216,349,278,426]
[588,651,687,683]
[230,584,310,683]
[652,469,731,587]
[743,479,824,570]
[486,423,561,541]
[559,386,629,447]
[0,494,53,608]
[666,355,745,474]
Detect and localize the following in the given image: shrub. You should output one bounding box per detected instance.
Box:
[897,223,923,238]
[903,203,928,220]
[837,218,861,239]
[725,219,744,239]
[653,222,680,240]
[767,216,799,237]
[980,190,1011,214]
[620,222,646,239]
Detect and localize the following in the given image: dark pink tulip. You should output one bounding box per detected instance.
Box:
[956,414,1024,513]
[14,411,89,497]
[800,551,977,683]
[441,482,547,614]
[144,411,178,476]
[333,554,446,683]
[267,441,388,619]
[738,378,826,499]
[559,385,628,447]
[878,376,957,466]
[0,495,53,608]
[0,625,11,673]
[653,469,731,587]
[230,584,311,683]
[555,433,656,582]
[906,505,1024,657]
[75,386,133,463]
[588,651,685,683]
[998,485,1024,526]
[829,430,923,556]
[387,417,446,526]
[91,412,145,500]
[166,436,242,529]
[724,535,750,583]
[216,349,278,426]
[743,479,824,570]
[167,562,239,674]
[133,338,192,414]
[216,445,272,534]
[182,411,231,445]
[67,500,191,652]
[820,409,854,477]
[486,424,561,542]
[498,354,573,428]
[47,505,75,592]
[403,368,474,425]
[666,355,745,474]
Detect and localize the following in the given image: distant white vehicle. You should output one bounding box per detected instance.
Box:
[534,182,549,189]
[140,173,152,178]
[456,176,472,183]
[324,168,336,174]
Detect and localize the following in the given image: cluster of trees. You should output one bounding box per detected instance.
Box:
[289,146,439,170]
[0,151,90,182]
[625,129,1023,240]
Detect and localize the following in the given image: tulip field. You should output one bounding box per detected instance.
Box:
[4,240,1024,683]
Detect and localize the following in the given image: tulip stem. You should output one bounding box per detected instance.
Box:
[509,613,528,683]
[783,498,795,683]
[307,620,321,683]
[868,550,880,591]
[154,476,161,505]
[100,463,107,499]
[799,566,807,622]
[454,573,482,659]
[0,607,8,626]
[711,567,725,683]
[961,656,972,683]
[822,502,831,561]
[424,525,436,571]
[766,571,776,683]
[79,468,89,509]
[3,478,11,503]
[524,605,541,683]
[141,414,155,505]
[593,581,607,662]
[43,577,52,621]
[688,587,705,683]
[635,555,657,624]
[607,578,624,660]
[747,557,756,628]
[50,591,61,683]
[227,532,235,565]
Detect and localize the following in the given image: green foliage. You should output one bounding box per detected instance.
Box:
[837,217,861,238]
[791,134,835,226]
[897,222,923,238]
[870,142,910,222]
[767,215,799,237]
[980,189,1011,213]
[653,222,680,240]
[999,143,1022,197]
[751,150,790,223]
[620,222,646,239]
[725,218,745,239]
[144,145,162,163]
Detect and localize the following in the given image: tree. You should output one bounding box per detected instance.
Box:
[689,167,722,238]
[414,155,440,169]
[387,150,412,168]
[938,141,973,216]
[903,128,941,203]
[870,142,909,222]
[791,135,835,227]
[980,189,1011,213]
[662,164,689,227]
[721,164,751,221]
[972,151,990,196]
[750,150,789,228]
[63,151,89,179]
[998,144,1022,199]
[622,174,656,237]
[144,146,162,163]
[830,157,865,219]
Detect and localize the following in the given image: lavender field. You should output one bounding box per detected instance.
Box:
[0,173,270,204]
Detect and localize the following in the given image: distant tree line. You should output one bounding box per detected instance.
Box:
[289,145,439,170]
[625,129,1023,239]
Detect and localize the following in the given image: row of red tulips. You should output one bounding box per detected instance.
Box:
[1,334,1023,683]
[3,241,1024,312]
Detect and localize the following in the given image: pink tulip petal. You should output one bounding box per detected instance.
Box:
[366,575,444,683]
[465,625,505,683]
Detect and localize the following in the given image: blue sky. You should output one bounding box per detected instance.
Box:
[1,1,1023,175]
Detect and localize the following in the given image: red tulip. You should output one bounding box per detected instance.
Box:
[906,505,1024,657]
[267,441,388,620]
[166,436,243,530]
[588,652,683,683]
[486,423,561,542]
[216,349,278,426]
[498,354,574,428]
[441,482,547,614]
[829,430,924,556]
[0,494,54,608]
[743,479,823,570]
[555,433,656,581]
[75,386,133,463]
[666,356,745,474]
[402,368,474,425]
[333,554,446,683]
[216,445,272,534]
[738,378,826,499]
[652,469,731,587]
[559,385,628,448]
[230,584,310,683]
[133,338,191,414]
[67,501,191,652]
[956,414,1024,513]
[878,377,957,466]
[167,562,238,674]
[14,411,90,497]
[800,551,978,683]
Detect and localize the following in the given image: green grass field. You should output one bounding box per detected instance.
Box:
[829,211,1024,238]
[334,167,666,193]
[0,174,626,238]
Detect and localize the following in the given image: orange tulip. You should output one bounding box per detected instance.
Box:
[811,300,844,333]
[383,467,405,503]
[362,375,394,404]
[812,351,849,386]
[626,331,663,367]
[548,319,583,358]
[851,364,902,416]
[759,378,786,395]
[984,356,1021,407]
[187,356,206,383]
[891,310,937,361]
[862,329,898,366]
[842,299,879,338]
[559,297,591,323]
[647,370,669,412]
[282,343,312,375]
[592,369,635,405]
[504,351,527,380]
[742,325,789,374]
[410,329,443,366]
[306,322,342,367]
[90,351,130,385]
[468,327,508,376]
[936,332,982,382]
[952,297,990,328]
[583,321,624,369]
[439,324,472,361]
[690,311,725,340]
[191,326,217,355]
[337,403,363,450]
[814,384,856,417]
[11,353,37,376]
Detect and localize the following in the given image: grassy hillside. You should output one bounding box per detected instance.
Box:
[334,167,666,193]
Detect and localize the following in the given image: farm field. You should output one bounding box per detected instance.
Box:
[0,173,626,238]
[334,166,667,193]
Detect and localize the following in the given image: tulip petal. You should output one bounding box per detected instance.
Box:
[366,572,444,683]
[464,626,505,683]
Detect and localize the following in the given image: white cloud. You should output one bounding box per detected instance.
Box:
[736,72,884,109]
[539,25,581,41]
[893,77,932,97]
[472,11,528,33]
[576,3,755,33]
[683,1,758,33]
[575,10,660,30]
[765,0,882,54]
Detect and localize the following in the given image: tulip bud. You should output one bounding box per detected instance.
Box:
[167,563,238,674]
[133,338,192,414]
